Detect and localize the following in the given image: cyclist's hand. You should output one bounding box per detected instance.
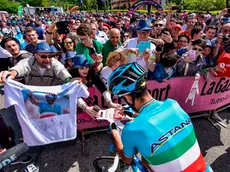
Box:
[109,122,117,132]
[107,101,122,109]
[122,104,135,117]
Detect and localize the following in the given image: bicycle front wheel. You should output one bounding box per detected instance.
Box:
[93,155,131,172]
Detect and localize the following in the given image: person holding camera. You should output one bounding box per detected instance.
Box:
[211,22,230,77]
[119,20,156,72]
[45,21,64,52]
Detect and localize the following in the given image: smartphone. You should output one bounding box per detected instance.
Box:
[171,5,181,10]
[137,41,151,54]
[57,27,70,34]
[56,21,69,28]
[156,46,163,52]
[228,8,230,14]
[161,28,169,35]
[188,50,196,61]
[56,21,70,34]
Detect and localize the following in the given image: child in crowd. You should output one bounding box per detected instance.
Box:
[203,40,216,68]
[149,51,178,82]
[64,51,75,71]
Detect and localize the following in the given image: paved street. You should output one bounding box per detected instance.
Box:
[0,86,230,172]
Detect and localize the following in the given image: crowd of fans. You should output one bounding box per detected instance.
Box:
[0,7,230,128]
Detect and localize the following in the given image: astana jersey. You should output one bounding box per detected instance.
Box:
[122,98,212,172]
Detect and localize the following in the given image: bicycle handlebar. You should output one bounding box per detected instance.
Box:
[0,143,29,169]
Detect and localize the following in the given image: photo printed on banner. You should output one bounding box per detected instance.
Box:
[22,89,70,119]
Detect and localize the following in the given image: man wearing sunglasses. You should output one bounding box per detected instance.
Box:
[152,19,165,39]
[0,42,71,86]
[119,20,156,72]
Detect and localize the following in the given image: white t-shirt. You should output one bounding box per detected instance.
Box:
[100,66,113,88]
[0,46,12,59]
[96,36,106,44]
[4,79,89,146]
[121,38,156,71]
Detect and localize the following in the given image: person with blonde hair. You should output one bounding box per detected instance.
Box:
[100,51,128,88]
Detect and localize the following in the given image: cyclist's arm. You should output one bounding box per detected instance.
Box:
[111,130,133,164]
[28,92,40,106]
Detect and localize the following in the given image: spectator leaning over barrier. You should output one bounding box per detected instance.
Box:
[100,51,129,88]
[149,51,178,82]
[25,27,44,54]
[176,39,207,80]
[102,28,122,66]
[70,54,122,118]
[1,37,32,67]
[0,42,72,86]
[76,23,103,72]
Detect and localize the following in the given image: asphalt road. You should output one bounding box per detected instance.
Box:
[0,85,230,172]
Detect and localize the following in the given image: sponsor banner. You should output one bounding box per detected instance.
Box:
[77,77,230,129]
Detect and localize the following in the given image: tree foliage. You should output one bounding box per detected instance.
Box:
[0,0,21,13]
[1,0,227,13]
[182,0,225,11]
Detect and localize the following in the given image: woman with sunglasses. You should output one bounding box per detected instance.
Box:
[102,26,109,36]
[61,36,75,64]
[70,54,122,118]
[122,32,131,43]
[176,39,207,79]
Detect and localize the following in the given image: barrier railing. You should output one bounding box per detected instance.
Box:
[77,76,230,130]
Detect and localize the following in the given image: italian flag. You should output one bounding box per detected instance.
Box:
[146,129,210,172]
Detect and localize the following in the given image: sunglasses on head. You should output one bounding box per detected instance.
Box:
[193,47,203,52]
[154,24,163,27]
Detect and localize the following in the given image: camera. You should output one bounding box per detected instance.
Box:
[222,34,229,42]
[56,21,70,34]
[156,46,163,52]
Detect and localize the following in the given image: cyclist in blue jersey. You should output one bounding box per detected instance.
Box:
[28,92,70,118]
[108,62,213,172]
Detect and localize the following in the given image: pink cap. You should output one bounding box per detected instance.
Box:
[172,24,182,30]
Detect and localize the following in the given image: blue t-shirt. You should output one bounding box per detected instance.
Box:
[39,102,62,115]
[35,27,45,40]
[121,99,211,172]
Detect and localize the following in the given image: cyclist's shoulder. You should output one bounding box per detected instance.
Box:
[162,98,181,109]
